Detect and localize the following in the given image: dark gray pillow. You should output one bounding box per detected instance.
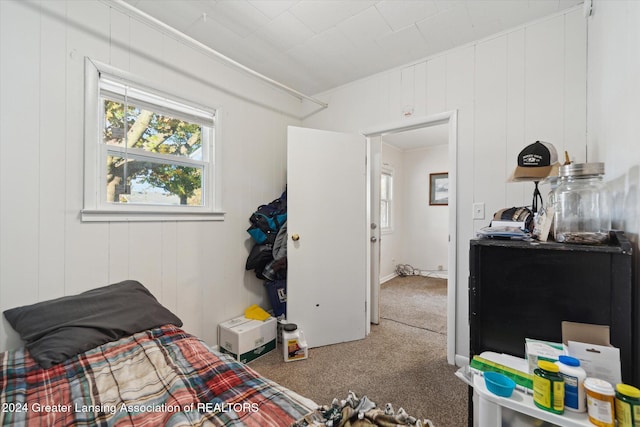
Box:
[3,280,182,368]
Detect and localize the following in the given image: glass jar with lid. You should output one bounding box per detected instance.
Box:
[553,162,610,244]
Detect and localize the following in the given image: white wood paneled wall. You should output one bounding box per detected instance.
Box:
[587,0,640,237]
[304,6,587,361]
[0,0,300,351]
[402,144,449,273]
[586,0,640,302]
[379,142,449,282]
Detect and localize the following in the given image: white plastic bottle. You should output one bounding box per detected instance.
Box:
[556,355,587,412]
[282,323,308,362]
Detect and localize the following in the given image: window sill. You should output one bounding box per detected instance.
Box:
[81,209,226,222]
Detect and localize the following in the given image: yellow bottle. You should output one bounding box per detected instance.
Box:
[533,360,564,414]
[616,383,640,427]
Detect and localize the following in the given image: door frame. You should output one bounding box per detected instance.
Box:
[362,111,458,365]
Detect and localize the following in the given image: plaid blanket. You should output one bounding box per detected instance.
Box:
[0,325,316,426]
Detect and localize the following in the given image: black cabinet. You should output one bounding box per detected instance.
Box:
[469,231,636,386]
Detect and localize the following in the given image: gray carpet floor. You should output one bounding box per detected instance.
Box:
[250,275,468,427]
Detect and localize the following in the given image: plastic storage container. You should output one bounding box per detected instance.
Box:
[553,162,610,244]
[615,383,640,427]
[555,355,587,412]
[282,323,308,362]
[483,371,516,398]
[585,377,616,427]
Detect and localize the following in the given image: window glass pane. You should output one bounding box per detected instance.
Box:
[103,99,126,146]
[107,154,203,206]
[381,200,389,228]
[381,174,388,199]
[381,172,392,201]
[381,171,392,229]
[102,98,203,160]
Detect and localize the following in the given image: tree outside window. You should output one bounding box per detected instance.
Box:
[102,97,206,206]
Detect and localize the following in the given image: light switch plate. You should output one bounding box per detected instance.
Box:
[473,202,485,220]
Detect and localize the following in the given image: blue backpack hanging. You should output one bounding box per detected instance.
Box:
[247,191,287,244]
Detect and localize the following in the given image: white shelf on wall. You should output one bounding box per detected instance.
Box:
[471,371,592,427]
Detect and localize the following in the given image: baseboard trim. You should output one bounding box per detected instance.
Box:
[383,271,448,281]
[454,354,469,368]
[380,272,398,283]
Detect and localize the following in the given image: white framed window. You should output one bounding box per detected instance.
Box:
[82,58,223,222]
[380,168,393,231]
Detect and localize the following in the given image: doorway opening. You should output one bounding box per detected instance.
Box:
[363,111,458,364]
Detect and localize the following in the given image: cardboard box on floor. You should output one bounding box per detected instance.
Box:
[218,316,277,364]
[562,321,621,386]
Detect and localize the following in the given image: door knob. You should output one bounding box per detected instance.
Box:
[292,234,300,241]
[370,236,377,242]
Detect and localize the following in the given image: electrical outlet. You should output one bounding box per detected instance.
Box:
[473,202,485,220]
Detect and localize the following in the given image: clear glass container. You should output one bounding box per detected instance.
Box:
[553,163,610,244]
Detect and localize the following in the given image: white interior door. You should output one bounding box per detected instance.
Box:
[287,126,368,348]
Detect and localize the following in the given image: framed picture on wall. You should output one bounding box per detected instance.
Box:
[429,172,449,206]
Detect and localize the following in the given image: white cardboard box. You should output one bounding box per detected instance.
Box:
[218,316,276,363]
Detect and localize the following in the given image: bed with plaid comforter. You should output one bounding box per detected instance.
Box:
[0,325,316,426]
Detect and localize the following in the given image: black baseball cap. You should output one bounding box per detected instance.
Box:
[509,141,560,181]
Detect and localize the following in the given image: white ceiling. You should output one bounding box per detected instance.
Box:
[124,0,583,96]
